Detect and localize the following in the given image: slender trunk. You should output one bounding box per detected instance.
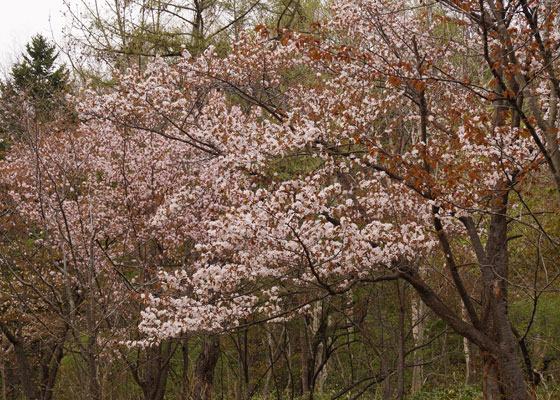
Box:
[300,317,310,396]
[192,1,205,55]
[380,325,393,400]
[395,281,405,400]
[345,324,354,383]
[40,324,68,400]
[85,235,101,400]
[284,326,294,396]
[182,338,190,399]
[411,275,426,392]
[462,306,478,385]
[236,329,249,400]
[1,356,6,400]
[310,302,327,397]
[463,336,478,385]
[262,331,274,395]
[41,341,65,400]
[85,336,100,400]
[154,342,171,400]
[381,356,393,400]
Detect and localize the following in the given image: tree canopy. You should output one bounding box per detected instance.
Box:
[1,1,560,400]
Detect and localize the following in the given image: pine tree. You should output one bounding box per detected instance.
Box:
[0,35,70,151]
[10,34,69,107]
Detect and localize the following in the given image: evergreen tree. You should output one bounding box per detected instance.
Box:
[9,34,69,107]
[0,35,70,151]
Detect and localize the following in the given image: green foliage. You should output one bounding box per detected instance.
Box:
[9,34,69,104]
[0,34,71,152]
[511,294,560,339]
[410,385,482,400]
[266,154,324,182]
[251,385,484,400]
[268,0,330,31]
[510,293,560,372]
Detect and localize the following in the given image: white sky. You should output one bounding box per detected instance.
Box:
[0,0,68,71]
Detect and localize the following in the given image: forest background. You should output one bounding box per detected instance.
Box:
[0,1,560,399]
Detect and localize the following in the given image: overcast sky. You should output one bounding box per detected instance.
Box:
[0,0,68,70]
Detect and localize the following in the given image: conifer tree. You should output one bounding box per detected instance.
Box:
[0,35,70,150]
[9,35,69,112]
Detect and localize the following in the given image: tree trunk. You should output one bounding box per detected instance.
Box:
[40,325,67,400]
[395,281,405,400]
[464,336,478,385]
[411,276,427,393]
[482,204,529,399]
[12,340,37,400]
[482,354,502,400]
[460,201,530,400]
[300,317,311,396]
[1,354,6,400]
[85,339,101,400]
[182,338,190,399]
[193,335,220,400]
[85,237,101,400]
[140,342,172,400]
[40,341,65,400]
[0,324,37,400]
[154,342,171,400]
[235,329,250,400]
[284,325,294,396]
[381,355,393,400]
[462,306,478,385]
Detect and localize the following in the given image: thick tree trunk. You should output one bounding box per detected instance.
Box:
[482,355,502,400]
[402,200,531,399]
[193,335,220,400]
[460,199,529,399]
[404,266,530,399]
[12,340,37,400]
[0,324,37,400]
[140,342,172,400]
[481,203,529,399]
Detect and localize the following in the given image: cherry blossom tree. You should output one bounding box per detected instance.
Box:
[0,70,217,398]
[81,1,553,398]
[3,0,559,398]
